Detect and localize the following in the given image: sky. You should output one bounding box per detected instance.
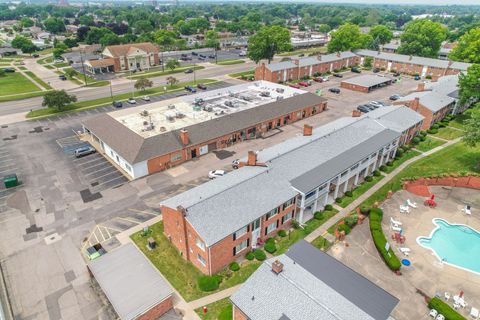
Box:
[265,0,480,4]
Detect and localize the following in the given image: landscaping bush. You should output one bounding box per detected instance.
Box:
[245,251,254,260]
[360,206,370,215]
[369,208,401,271]
[432,123,439,130]
[373,170,381,177]
[198,275,221,292]
[426,75,432,80]
[379,165,387,172]
[337,223,351,235]
[419,130,427,136]
[335,197,342,204]
[365,176,373,182]
[404,144,412,150]
[254,249,267,261]
[278,229,287,237]
[313,72,321,77]
[395,149,404,157]
[420,135,426,141]
[314,211,324,220]
[428,297,466,320]
[229,262,240,271]
[345,190,353,197]
[386,161,393,167]
[345,214,358,228]
[324,204,333,211]
[264,241,277,254]
[438,122,446,128]
[412,137,420,144]
[427,128,438,134]
[292,220,300,229]
[265,237,275,245]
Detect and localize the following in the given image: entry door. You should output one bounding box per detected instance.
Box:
[251,218,261,249]
[191,149,197,158]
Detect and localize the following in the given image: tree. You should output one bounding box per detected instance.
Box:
[166,76,178,87]
[397,19,447,58]
[247,25,291,63]
[368,25,393,45]
[449,28,480,64]
[11,35,36,54]
[64,68,78,78]
[133,20,153,34]
[85,27,115,45]
[134,78,153,91]
[99,33,121,46]
[63,38,78,48]
[463,107,480,148]
[458,64,480,106]
[20,17,34,28]
[364,56,373,68]
[166,59,180,71]
[154,29,176,49]
[327,23,371,53]
[42,90,77,111]
[204,30,220,50]
[76,26,90,42]
[79,15,94,26]
[43,17,65,34]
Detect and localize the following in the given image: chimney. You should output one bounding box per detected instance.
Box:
[352,110,362,117]
[179,129,189,145]
[303,124,313,136]
[416,82,425,92]
[336,51,341,57]
[412,97,420,111]
[293,59,299,66]
[247,151,257,166]
[272,260,284,274]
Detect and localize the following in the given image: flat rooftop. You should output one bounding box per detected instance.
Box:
[342,75,392,88]
[112,81,306,138]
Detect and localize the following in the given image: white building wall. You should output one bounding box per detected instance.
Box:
[101,142,147,179]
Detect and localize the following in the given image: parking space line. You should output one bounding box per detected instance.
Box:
[99,224,122,233]
[81,161,111,172]
[128,208,158,216]
[0,167,17,175]
[93,175,126,190]
[117,217,140,225]
[86,168,117,180]
[97,227,106,241]
[84,166,116,177]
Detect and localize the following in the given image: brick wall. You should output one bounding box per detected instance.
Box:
[137,296,173,320]
[233,305,249,320]
[395,98,451,130]
[340,82,369,93]
[404,176,480,196]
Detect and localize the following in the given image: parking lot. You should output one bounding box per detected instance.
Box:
[0,141,20,213]
[164,48,245,65]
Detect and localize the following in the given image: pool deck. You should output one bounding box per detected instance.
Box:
[329,186,480,320]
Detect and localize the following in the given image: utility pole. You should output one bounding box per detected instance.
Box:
[79,50,88,86]
[109,80,113,101]
[193,60,196,84]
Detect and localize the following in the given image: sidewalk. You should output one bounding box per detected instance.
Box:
[188,284,241,310]
[304,137,461,242]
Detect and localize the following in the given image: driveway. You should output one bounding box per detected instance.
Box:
[24,59,80,91]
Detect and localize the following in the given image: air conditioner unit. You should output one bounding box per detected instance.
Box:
[168,104,176,109]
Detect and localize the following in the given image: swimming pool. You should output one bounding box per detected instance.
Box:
[417,218,480,274]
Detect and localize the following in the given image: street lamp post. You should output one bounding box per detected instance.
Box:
[79,50,88,86]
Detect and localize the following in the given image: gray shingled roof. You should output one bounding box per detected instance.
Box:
[88,243,173,320]
[342,75,392,88]
[364,106,425,133]
[398,91,455,112]
[83,93,326,164]
[230,241,399,320]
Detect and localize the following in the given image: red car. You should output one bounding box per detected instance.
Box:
[289,84,301,89]
[298,81,310,87]
[313,77,323,83]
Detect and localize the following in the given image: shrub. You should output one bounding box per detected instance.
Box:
[229,262,240,271]
[369,208,401,271]
[265,237,275,245]
[379,165,387,172]
[254,249,267,261]
[419,130,427,137]
[404,144,412,150]
[360,206,370,215]
[264,241,277,254]
[365,176,373,182]
[386,161,393,167]
[335,197,342,204]
[324,204,333,211]
[313,72,321,77]
[278,229,287,237]
[337,223,351,235]
[345,190,353,197]
[432,123,439,130]
[345,214,358,228]
[373,170,381,177]
[395,149,404,157]
[428,297,465,320]
[420,135,426,141]
[198,275,220,292]
[292,220,300,229]
[314,211,324,220]
[427,128,438,134]
[245,251,254,260]
[438,122,446,128]
[412,137,420,144]
[426,75,432,79]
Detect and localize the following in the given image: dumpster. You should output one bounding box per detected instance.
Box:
[3,174,18,188]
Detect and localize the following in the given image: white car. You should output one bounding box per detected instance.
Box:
[142,96,150,101]
[239,51,247,57]
[369,101,384,108]
[321,76,329,82]
[232,159,240,169]
[127,98,136,104]
[208,170,226,179]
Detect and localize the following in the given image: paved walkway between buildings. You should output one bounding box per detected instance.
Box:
[188,284,242,310]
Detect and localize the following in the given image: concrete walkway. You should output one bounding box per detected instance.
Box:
[304,137,462,243]
[188,284,241,310]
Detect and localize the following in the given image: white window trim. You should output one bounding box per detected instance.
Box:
[234,226,248,239]
[196,238,205,251]
[284,212,293,223]
[266,222,276,234]
[197,253,206,266]
[235,239,248,255]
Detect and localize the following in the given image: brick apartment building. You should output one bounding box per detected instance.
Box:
[85,42,160,74]
[255,51,359,83]
[82,82,327,179]
[161,108,423,275]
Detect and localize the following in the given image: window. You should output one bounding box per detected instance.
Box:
[266,222,276,235]
[341,170,348,177]
[196,238,205,251]
[197,253,206,266]
[283,212,293,223]
[351,163,359,170]
[233,239,249,256]
[171,153,182,162]
[233,225,248,240]
[125,163,132,172]
[282,198,295,210]
[266,207,279,220]
[116,155,120,162]
[306,190,316,199]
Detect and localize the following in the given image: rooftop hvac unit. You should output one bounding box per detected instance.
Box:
[203,106,213,112]
[276,88,285,93]
[140,110,149,116]
[259,91,270,97]
[168,104,176,109]
[165,111,176,122]
[160,126,167,132]
[175,111,185,118]
[276,96,284,101]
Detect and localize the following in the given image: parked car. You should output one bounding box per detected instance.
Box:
[298,81,309,87]
[313,77,323,83]
[365,103,379,110]
[197,83,207,90]
[74,146,96,158]
[181,53,188,58]
[112,101,123,108]
[142,96,150,101]
[369,101,384,108]
[185,85,197,93]
[32,53,39,58]
[199,54,206,58]
[191,51,198,56]
[389,94,402,101]
[184,69,194,74]
[351,67,361,73]
[198,56,205,60]
[329,87,341,94]
[127,98,136,104]
[208,170,225,179]
[239,51,247,57]
[298,53,305,57]
[183,56,192,61]
[289,84,301,89]
[321,76,329,82]
[333,73,343,78]
[393,72,401,77]
[414,75,421,80]
[373,68,380,73]
[357,105,370,113]
[232,159,240,169]
[3,68,15,73]
[208,54,215,59]
[59,74,67,80]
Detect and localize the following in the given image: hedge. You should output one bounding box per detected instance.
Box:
[314,211,324,220]
[278,229,287,237]
[365,176,373,182]
[229,262,240,272]
[337,224,351,235]
[324,204,333,211]
[345,214,358,228]
[245,251,254,260]
[345,190,353,197]
[379,165,387,172]
[373,170,381,177]
[428,297,466,320]
[254,249,267,261]
[198,275,221,292]
[264,241,277,254]
[369,208,402,271]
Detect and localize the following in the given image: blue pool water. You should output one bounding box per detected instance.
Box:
[417,218,480,274]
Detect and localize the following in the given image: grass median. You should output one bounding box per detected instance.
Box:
[24,71,53,90]
[26,79,218,118]
[127,65,204,80]
[216,59,245,66]
[0,72,42,98]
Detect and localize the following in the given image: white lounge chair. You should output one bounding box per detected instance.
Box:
[407,199,417,208]
[392,225,402,232]
[454,303,461,310]
[429,309,438,318]
[462,205,472,215]
[390,217,403,226]
[398,247,411,256]
[444,292,451,301]
[470,307,479,319]
[400,205,410,214]
[436,314,445,320]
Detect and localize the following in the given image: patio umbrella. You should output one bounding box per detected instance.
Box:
[460,291,464,298]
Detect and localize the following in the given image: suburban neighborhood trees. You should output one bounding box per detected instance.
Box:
[463,108,480,148]
[327,23,372,52]
[166,76,178,87]
[458,64,480,106]
[449,27,480,64]
[11,35,36,54]
[247,25,291,63]
[368,25,393,45]
[166,59,180,71]
[397,19,447,58]
[134,78,153,91]
[42,90,77,111]
[43,17,65,34]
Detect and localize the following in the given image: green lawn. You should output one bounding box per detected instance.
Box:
[53,62,69,68]
[359,142,480,209]
[275,208,338,255]
[228,70,254,78]
[127,65,204,80]
[0,72,41,97]
[336,175,384,208]
[431,127,464,140]
[24,71,52,90]
[449,113,469,130]
[382,150,421,174]
[0,91,46,102]
[195,298,232,320]
[17,66,27,71]
[37,56,53,65]
[131,222,261,302]
[216,59,245,66]
[311,235,333,251]
[415,137,446,152]
[277,46,327,57]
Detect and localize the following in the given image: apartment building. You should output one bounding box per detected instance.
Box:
[255,51,359,83]
[82,81,327,179]
[161,109,423,274]
[231,240,399,320]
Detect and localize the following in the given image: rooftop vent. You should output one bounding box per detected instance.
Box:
[259,91,270,97]
[140,110,149,116]
[159,126,166,132]
[168,104,176,109]
[175,111,185,119]
[276,88,285,93]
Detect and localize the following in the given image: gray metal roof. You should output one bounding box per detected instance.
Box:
[230,241,399,320]
[398,91,456,112]
[342,75,392,88]
[88,243,173,320]
[382,43,400,50]
[266,51,357,72]
[83,92,326,165]
[355,49,471,71]
[364,106,424,133]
